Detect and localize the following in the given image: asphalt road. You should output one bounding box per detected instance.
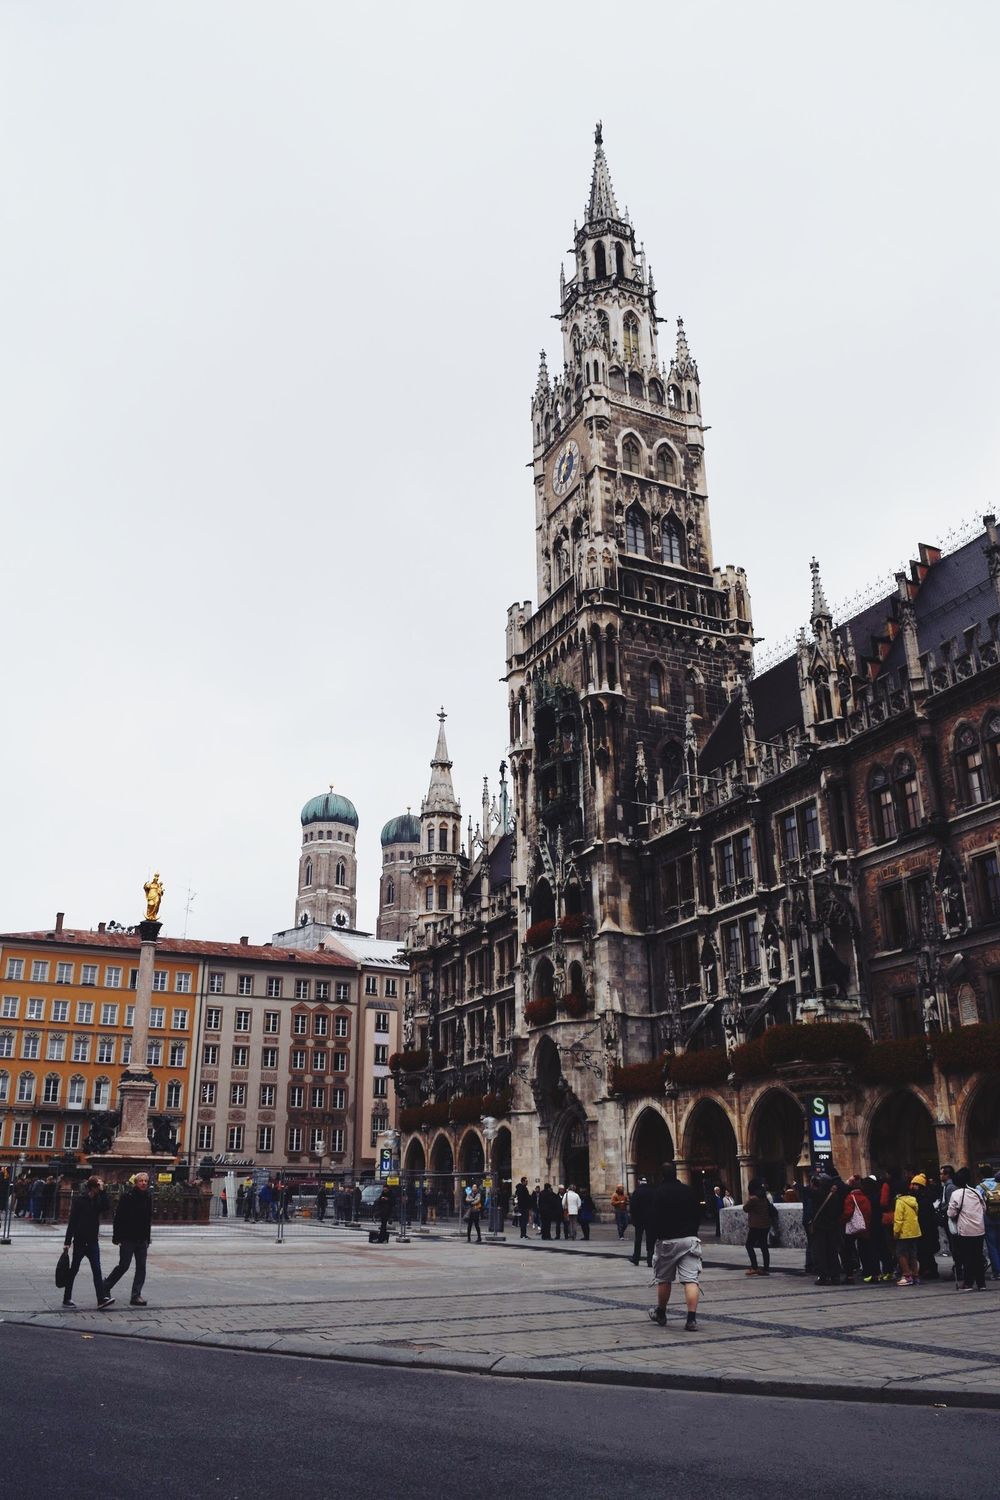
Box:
[1,1324,993,1500]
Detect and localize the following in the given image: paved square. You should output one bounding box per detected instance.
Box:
[2,1218,998,1405]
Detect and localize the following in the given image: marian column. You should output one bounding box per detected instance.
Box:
[91,874,174,1173]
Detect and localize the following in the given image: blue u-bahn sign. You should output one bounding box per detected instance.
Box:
[809,1095,833,1168]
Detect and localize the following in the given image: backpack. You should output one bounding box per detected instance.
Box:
[983,1182,1000,1220]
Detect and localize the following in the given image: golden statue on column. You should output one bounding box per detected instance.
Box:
[144,872,164,922]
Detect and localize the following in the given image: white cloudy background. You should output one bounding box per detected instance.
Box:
[2,1,998,939]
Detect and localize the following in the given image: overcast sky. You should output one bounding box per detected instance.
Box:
[2,1,998,942]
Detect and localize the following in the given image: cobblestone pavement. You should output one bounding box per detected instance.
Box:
[2,1217,999,1406]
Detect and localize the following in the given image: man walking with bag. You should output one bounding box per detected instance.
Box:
[61,1175,115,1309]
[102,1172,153,1307]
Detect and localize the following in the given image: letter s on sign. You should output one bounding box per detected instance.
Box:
[812,1096,826,1116]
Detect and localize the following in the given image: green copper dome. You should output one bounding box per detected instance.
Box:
[301,791,359,829]
[380,812,421,847]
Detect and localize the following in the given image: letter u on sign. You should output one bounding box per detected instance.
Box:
[811,1118,831,1143]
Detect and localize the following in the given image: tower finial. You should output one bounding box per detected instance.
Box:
[810,557,831,625]
[586,123,619,221]
[671,316,698,379]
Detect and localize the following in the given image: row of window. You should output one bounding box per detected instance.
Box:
[621,436,682,479]
[302,859,349,888]
[205,1007,357,1037]
[624,507,688,566]
[0,1071,181,1109]
[0,1031,186,1066]
[425,884,450,911]
[2,1119,83,1150]
[302,828,353,843]
[208,973,350,1000]
[195,1124,346,1155]
[201,1081,350,1109]
[0,997,186,1028]
[3,958,192,991]
[880,853,1000,949]
[201,1042,351,1071]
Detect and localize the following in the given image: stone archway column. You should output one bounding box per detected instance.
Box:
[673,1157,692,1185]
[737,1153,755,1198]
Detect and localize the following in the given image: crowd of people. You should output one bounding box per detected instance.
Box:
[0,1171,60,1223]
[510,1180,598,1240]
[729,1162,1000,1290]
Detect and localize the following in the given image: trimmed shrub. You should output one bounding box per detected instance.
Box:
[399,1100,450,1130]
[760,1021,870,1068]
[730,1036,769,1081]
[609,1054,668,1098]
[668,1047,729,1087]
[389,1048,445,1073]
[931,1022,1000,1075]
[562,991,588,1019]
[858,1038,932,1085]
[525,919,556,950]
[559,913,585,938]
[524,997,557,1026]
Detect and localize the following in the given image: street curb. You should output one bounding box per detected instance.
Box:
[4,1314,999,1410]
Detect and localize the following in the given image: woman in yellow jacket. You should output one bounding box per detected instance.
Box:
[893,1184,922,1286]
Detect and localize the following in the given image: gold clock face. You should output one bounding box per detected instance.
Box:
[552,439,580,497]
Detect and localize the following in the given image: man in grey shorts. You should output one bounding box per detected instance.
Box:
[646,1161,702,1331]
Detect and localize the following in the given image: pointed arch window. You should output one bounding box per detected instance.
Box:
[661,515,684,566]
[609,366,626,392]
[426,826,435,853]
[955,724,989,806]
[649,379,664,406]
[614,241,625,278]
[386,878,395,905]
[649,666,662,707]
[335,860,347,886]
[594,241,607,279]
[869,767,897,843]
[894,754,921,831]
[623,313,640,363]
[439,823,449,853]
[668,384,681,408]
[656,446,675,481]
[625,505,647,556]
[621,436,641,473]
[813,670,833,721]
[304,859,313,888]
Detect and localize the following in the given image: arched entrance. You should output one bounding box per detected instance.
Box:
[966,1080,1000,1171]
[560,1115,590,1190]
[630,1107,674,1185]
[749,1089,806,1193]
[867,1090,938,1180]
[458,1129,485,1176]
[428,1133,455,1218]
[684,1098,739,1217]
[403,1138,426,1174]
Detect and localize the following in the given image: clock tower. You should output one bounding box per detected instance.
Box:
[505,127,755,1170]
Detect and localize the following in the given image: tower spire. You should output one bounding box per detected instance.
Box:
[586,120,619,223]
[672,316,697,378]
[810,557,832,627]
[423,707,460,815]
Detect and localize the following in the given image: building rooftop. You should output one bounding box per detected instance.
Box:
[0,927,358,967]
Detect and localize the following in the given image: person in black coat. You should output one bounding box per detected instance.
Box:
[538,1184,559,1240]
[62,1176,113,1308]
[102,1172,154,1306]
[514,1176,534,1239]
[629,1178,655,1267]
[315,1187,328,1222]
[374,1188,391,1242]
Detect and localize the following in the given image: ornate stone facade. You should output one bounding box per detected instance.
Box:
[394,130,1000,1208]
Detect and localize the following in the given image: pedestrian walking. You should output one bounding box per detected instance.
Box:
[629,1177,655,1267]
[316,1186,327,1222]
[553,1186,567,1240]
[30,1177,45,1223]
[41,1176,57,1224]
[976,1163,1000,1280]
[948,1168,987,1290]
[742,1184,771,1275]
[611,1184,629,1239]
[465,1182,483,1244]
[937,1165,958,1277]
[711,1184,725,1239]
[102,1172,153,1306]
[646,1162,702,1332]
[893,1180,922,1286]
[236,1182,246,1217]
[61,1176,114,1309]
[514,1176,534,1239]
[563,1184,582,1240]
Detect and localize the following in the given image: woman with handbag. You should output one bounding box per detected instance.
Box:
[947,1168,987,1290]
[841,1176,872,1282]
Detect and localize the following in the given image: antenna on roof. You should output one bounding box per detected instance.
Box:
[183,888,197,939]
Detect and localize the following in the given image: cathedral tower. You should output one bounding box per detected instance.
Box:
[377,811,421,942]
[295,789,359,930]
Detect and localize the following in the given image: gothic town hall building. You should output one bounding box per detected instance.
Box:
[394,128,1000,1208]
